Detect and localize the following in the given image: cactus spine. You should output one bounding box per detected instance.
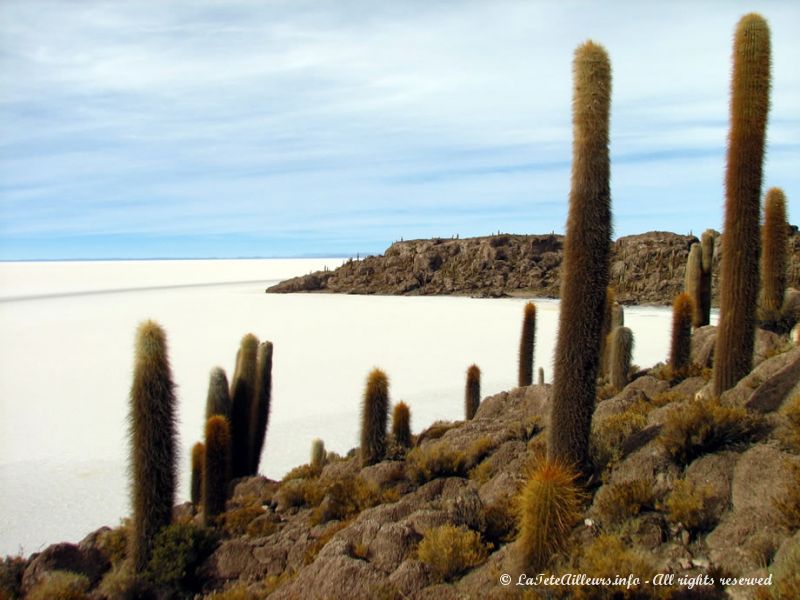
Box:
[608,326,633,392]
[360,368,389,467]
[713,13,771,397]
[250,341,273,474]
[759,188,788,323]
[517,460,583,572]
[203,416,232,526]
[518,302,536,387]
[392,401,412,448]
[205,367,231,421]
[230,334,259,478]
[670,293,695,377]
[465,364,481,420]
[310,438,326,471]
[128,320,177,572]
[190,442,204,507]
[549,41,613,472]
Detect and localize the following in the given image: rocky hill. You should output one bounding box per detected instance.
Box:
[4,326,799,599]
[267,230,800,306]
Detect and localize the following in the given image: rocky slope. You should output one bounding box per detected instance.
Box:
[5,327,799,599]
[267,230,800,305]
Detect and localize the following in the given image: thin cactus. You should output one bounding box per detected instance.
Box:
[465,364,481,420]
[518,302,536,387]
[360,368,389,467]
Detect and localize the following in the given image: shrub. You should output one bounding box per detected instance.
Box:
[665,479,717,534]
[417,525,488,582]
[594,479,655,528]
[27,571,90,600]
[590,398,651,469]
[221,504,267,536]
[483,496,518,546]
[415,421,458,445]
[406,443,468,484]
[779,394,800,451]
[774,460,800,531]
[659,398,765,464]
[203,583,262,600]
[282,462,321,481]
[0,555,25,600]
[96,564,152,600]
[310,475,392,525]
[516,459,584,572]
[144,523,217,597]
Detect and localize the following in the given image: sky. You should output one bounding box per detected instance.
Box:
[0,1,798,260]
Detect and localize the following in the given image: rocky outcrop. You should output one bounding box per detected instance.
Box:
[268,229,800,305]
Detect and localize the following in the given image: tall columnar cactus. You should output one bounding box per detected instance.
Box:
[685,243,704,327]
[190,442,205,507]
[392,401,412,448]
[670,293,694,377]
[538,367,545,386]
[713,13,771,397]
[759,187,788,323]
[230,333,259,478]
[360,368,389,467]
[128,320,178,572]
[205,367,231,421]
[310,438,326,471]
[700,230,715,324]
[250,341,273,474]
[203,416,232,526]
[549,41,612,472]
[608,326,634,392]
[465,364,481,420]
[517,459,583,573]
[518,302,537,387]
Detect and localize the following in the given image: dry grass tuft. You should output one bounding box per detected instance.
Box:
[665,479,717,534]
[594,479,655,528]
[417,524,488,582]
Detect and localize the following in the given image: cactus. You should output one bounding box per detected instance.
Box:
[205,367,231,421]
[518,302,536,387]
[392,401,412,448]
[686,233,715,328]
[538,367,545,386]
[360,368,389,467]
[713,13,771,397]
[128,320,178,572]
[229,333,259,478]
[611,300,624,329]
[670,293,695,377]
[608,326,634,391]
[203,416,232,526]
[190,442,204,507]
[599,288,616,378]
[549,41,613,472]
[465,364,481,420]
[700,230,715,325]
[250,341,273,474]
[759,187,788,324]
[310,438,326,471]
[517,459,583,573]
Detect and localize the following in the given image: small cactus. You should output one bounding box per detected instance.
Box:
[230,334,259,478]
[608,326,634,392]
[205,367,231,421]
[190,442,205,507]
[517,459,583,573]
[518,302,536,387]
[759,187,788,324]
[203,416,232,526]
[465,364,481,420]
[670,293,695,377]
[538,367,545,386]
[250,341,273,474]
[310,438,326,471]
[128,320,178,572]
[713,13,771,396]
[392,401,412,448]
[360,368,389,467]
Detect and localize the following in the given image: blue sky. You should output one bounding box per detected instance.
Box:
[1,1,798,260]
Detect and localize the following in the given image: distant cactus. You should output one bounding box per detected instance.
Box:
[538,367,545,386]
[518,302,536,387]
[203,416,232,526]
[611,301,624,329]
[230,333,259,478]
[392,401,412,448]
[128,320,178,572]
[759,188,788,324]
[310,438,326,471]
[686,233,715,328]
[608,326,634,391]
[190,442,205,507]
[670,293,695,377]
[360,368,389,467]
[517,459,583,572]
[599,288,616,378]
[250,341,273,474]
[205,367,231,421]
[465,364,481,420]
[549,41,613,472]
[713,13,771,397]
[700,230,715,325]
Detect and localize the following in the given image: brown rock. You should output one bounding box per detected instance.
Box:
[731,445,799,514]
[21,542,109,593]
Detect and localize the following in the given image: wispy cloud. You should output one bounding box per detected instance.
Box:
[1,0,798,259]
